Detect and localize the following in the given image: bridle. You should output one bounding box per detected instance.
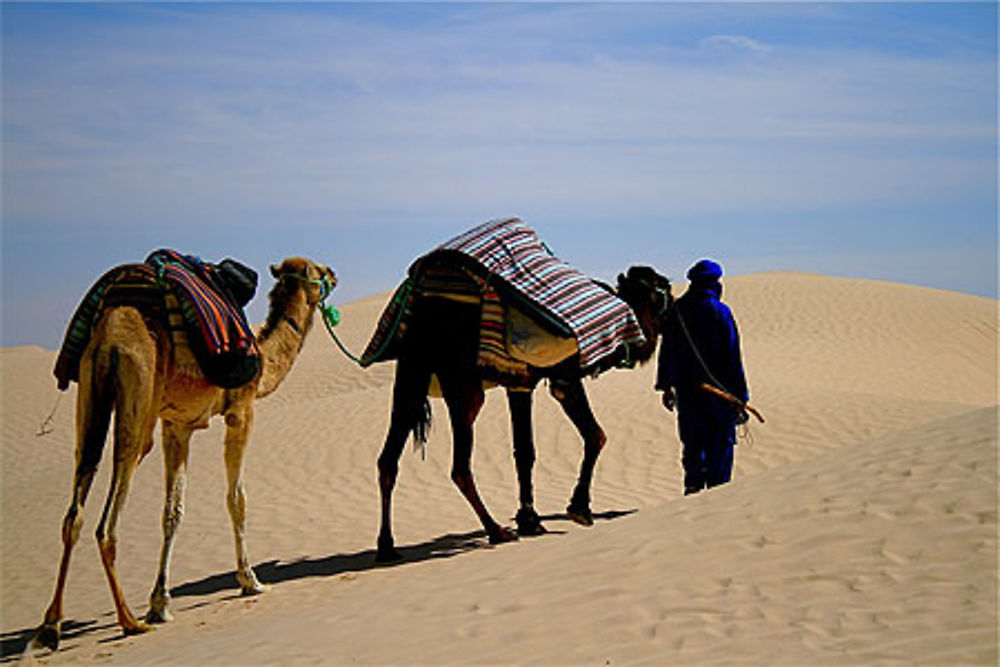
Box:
[280,270,335,303]
[624,275,673,320]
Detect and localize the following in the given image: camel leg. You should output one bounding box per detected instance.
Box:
[146,421,192,623]
[88,335,159,636]
[95,445,151,636]
[551,377,607,527]
[376,359,432,563]
[223,409,267,595]
[35,462,99,650]
[35,349,116,651]
[442,375,517,545]
[507,389,546,536]
[97,355,158,637]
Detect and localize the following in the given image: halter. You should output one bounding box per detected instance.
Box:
[278,270,340,331]
[280,271,335,302]
[649,283,673,319]
[625,275,673,320]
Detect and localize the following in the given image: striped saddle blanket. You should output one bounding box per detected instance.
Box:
[54,250,260,390]
[362,218,645,381]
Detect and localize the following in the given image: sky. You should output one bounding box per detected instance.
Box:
[2,1,997,349]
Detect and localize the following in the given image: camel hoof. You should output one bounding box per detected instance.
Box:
[488,525,519,545]
[240,582,269,597]
[375,546,402,564]
[515,508,548,536]
[32,623,60,652]
[123,620,153,637]
[376,534,402,563]
[566,503,594,527]
[145,606,174,624]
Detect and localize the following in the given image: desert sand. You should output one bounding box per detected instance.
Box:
[1,271,996,665]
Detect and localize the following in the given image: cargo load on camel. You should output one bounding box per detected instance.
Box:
[361,217,647,386]
[54,249,261,390]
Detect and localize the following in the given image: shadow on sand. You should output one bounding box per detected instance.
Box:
[2,509,636,662]
[170,509,635,600]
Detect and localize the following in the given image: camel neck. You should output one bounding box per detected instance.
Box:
[630,304,661,366]
[256,291,313,398]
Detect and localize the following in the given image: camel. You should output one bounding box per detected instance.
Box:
[375,265,671,562]
[34,257,336,651]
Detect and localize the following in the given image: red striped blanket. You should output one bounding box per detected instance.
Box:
[54,250,260,390]
[441,218,645,369]
[362,218,645,375]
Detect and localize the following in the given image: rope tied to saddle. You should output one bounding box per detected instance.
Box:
[36,392,62,437]
[317,277,415,366]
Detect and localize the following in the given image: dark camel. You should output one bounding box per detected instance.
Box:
[35,258,335,650]
[376,266,671,562]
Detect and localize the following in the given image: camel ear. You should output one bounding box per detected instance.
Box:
[270,264,281,278]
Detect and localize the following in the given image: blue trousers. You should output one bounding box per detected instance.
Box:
[676,393,736,493]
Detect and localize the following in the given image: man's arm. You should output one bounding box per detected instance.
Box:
[723,308,749,403]
[656,312,677,410]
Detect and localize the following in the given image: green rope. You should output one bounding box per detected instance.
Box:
[319,278,415,366]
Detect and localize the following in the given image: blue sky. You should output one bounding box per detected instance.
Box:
[2,2,997,349]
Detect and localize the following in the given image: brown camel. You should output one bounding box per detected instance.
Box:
[34,257,336,651]
[375,265,671,562]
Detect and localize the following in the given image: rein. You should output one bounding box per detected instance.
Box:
[671,303,765,425]
[316,277,415,366]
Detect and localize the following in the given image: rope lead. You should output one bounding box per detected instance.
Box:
[319,278,415,366]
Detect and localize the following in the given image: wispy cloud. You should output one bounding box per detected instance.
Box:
[700,34,772,53]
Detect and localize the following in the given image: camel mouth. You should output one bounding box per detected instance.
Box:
[319,272,337,301]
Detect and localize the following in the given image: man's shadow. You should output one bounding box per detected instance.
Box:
[2,509,636,661]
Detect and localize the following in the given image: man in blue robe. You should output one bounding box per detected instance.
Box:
[656,259,749,495]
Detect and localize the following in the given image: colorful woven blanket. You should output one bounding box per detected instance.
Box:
[362,218,645,377]
[54,250,260,390]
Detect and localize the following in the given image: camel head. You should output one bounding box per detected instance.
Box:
[259,257,337,341]
[616,265,672,363]
[269,257,338,307]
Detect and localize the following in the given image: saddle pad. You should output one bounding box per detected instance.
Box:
[54,251,260,390]
[361,218,645,375]
[439,218,645,370]
[506,304,578,367]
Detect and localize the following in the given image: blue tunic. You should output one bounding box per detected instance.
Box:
[656,282,748,491]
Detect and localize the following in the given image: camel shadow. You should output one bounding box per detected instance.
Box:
[1,509,637,662]
[171,528,491,599]
[1,619,107,663]
[539,508,637,526]
[172,509,636,600]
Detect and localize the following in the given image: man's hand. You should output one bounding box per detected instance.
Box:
[662,388,676,411]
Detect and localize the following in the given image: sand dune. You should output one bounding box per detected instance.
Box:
[1,272,996,664]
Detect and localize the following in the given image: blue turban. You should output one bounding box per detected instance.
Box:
[687,259,723,284]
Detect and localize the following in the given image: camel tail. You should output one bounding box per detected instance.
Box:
[77,347,118,475]
[412,398,432,446]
